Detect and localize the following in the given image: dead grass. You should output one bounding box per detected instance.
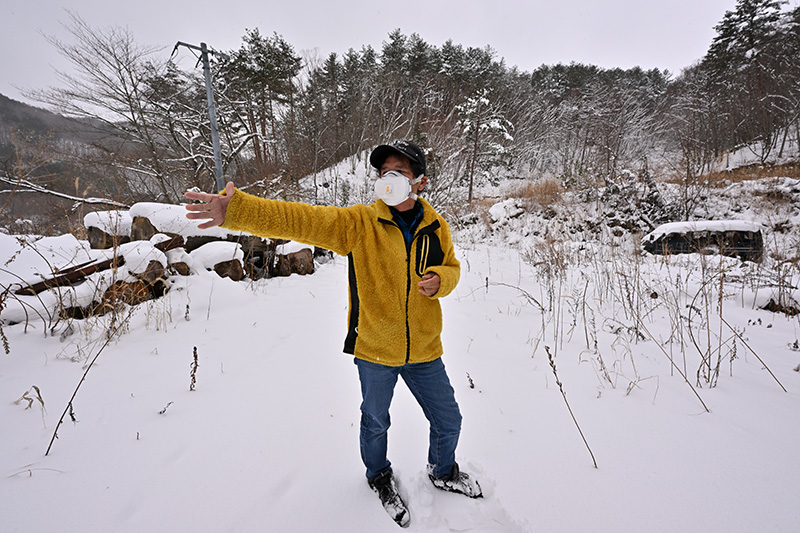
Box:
[468,198,499,227]
[664,162,800,187]
[508,179,565,210]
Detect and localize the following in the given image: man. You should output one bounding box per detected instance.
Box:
[185,140,481,528]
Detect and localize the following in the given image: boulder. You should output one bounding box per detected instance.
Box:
[275,248,314,277]
[165,248,193,276]
[184,235,221,253]
[214,259,245,281]
[171,261,191,276]
[130,216,159,241]
[87,226,130,250]
[135,260,166,285]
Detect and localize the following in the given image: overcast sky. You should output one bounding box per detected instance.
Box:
[2,0,788,107]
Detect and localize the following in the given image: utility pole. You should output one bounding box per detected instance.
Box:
[173,41,229,191]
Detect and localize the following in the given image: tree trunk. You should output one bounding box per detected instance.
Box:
[468,125,479,203]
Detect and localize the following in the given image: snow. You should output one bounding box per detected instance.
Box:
[117,241,167,275]
[276,241,313,255]
[165,247,194,271]
[643,219,762,241]
[488,199,524,223]
[3,200,800,531]
[83,210,132,236]
[127,202,245,239]
[189,241,244,270]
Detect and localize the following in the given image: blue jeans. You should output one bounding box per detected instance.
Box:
[355,357,462,480]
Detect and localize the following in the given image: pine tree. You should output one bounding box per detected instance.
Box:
[223,29,302,181]
[702,0,789,159]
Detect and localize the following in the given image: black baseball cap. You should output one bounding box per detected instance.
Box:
[370,140,426,176]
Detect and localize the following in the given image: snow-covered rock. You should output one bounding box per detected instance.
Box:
[488,199,524,223]
[189,241,244,270]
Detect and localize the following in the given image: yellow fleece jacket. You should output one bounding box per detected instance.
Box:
[221,190,461,366]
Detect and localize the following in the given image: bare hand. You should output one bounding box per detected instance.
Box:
[184,181,235,229]
[418,273,440,297]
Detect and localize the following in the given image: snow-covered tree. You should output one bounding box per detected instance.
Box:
[456,89,513,201]
[221,29,302,182]
[702,0,793,160]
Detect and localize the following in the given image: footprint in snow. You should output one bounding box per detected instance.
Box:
[401,461,530,531]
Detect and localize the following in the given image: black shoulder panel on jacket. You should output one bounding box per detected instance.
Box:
[343,252,359,354]
[415,221,445,277]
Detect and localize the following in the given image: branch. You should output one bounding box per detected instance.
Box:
[0,175,129,208]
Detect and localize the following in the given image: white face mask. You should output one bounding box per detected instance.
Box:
[375,170,421,206]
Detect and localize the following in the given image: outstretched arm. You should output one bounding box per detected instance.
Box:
[184,181,235,229]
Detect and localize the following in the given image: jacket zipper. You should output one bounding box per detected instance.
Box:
[404,244,412,364]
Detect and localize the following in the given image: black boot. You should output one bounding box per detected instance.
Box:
[428,462,483,498]
[368,470,410,528]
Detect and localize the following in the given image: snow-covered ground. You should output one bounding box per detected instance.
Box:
[2,194,800,531]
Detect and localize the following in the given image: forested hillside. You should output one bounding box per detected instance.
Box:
[1,0,799,230]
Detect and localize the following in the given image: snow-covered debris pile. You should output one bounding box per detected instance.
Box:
[0,233,174,324]
[82,202,315,281]
[0,231,314,325]
[0,200,323,324]
[83,203,248,250]
[190,241,246,281]
[189,241,244,270]
[596,169,672,234]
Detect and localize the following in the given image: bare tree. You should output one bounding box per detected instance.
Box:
[26,11,188,202]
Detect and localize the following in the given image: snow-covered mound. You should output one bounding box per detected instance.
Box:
[83,210,132,236]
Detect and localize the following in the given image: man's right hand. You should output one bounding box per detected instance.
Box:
[184,181,235,229]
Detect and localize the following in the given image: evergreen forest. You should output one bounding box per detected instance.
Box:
[2,0,799,227]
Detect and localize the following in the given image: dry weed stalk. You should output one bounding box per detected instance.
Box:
[0,235,118,336]
[144,297,173,331]
[0,267,61,334]
[45,319,125,456]
[466,372,475,389]
[581,304,614,388]
[190,346,199,391]
[634,317,710,413]
[545,345,598,469]
[683,260,744,388]
[489,282,544,311]
[720,316,787,392]
[0,286,10,353]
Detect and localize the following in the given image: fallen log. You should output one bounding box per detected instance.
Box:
[14,235,185,296]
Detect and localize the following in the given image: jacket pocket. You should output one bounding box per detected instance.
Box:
[415,233,444,277]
